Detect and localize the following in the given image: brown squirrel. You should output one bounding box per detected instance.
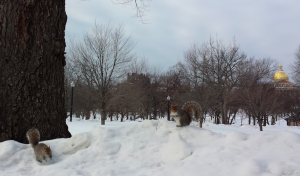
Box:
[171,101,200,127]
[26,128,52,163]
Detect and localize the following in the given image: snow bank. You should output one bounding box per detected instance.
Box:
[1,120,300,176]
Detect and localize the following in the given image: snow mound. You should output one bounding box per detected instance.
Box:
[1,120,300,176]
[160,131,192,163]
[225,131,248,144]
[62,132,91,155]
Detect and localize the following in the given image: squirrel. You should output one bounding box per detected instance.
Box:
[170,101,200,127]
[26,128,52,163]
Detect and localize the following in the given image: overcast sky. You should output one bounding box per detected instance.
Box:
[65,0,300,78]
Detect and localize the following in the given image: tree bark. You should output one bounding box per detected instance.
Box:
[85,110,90,120]
[101,110,106,124]
[229,110,237,125]
[221,102,227,124]
[101,97,106,125]
[121,113,124,122]
[258,118,263,131]
[0,0,71,143]
[248,115,251,125]
[199,116,203,128]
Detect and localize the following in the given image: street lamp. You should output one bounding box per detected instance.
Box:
[167,95,170,121]
[70,81,75,122]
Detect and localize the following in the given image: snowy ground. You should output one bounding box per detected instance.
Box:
[1,117,300,176]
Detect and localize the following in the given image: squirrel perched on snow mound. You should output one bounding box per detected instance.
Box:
[171,101,200,127]
[26,128,52,163]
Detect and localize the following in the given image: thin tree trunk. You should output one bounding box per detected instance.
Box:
[258,118,263,131]
[248,115,251,125]
[229,111,237,125]
[0,0,71,143]
[110,113,113,121]
[101,100,106,125]
[271,116,275,125]
[85,110,90,120]
[92,111,97,119]
[199,114,203,128]
[221,103,227,124]
[121,113,124,122]
[263,114,267,126]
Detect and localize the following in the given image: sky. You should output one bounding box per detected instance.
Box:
[65,0,300,78]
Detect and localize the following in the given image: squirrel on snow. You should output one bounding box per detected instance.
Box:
[171,101,200,127]
[26,128,52,163]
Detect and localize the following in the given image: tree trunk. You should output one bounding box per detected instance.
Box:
[248,115,251,125]
[0,0,71,143]
[110,113,113,121]
[199,116,203,128]
[229,111,237,125]
[85,110,90,120]
[93,111,97,119]
[101,110,106,124]
[258,118,263,131]
[121,113,124,122]
[221,103,227,124]
[263,114,267,126]
[271,116,276,125]
[101,100,106,125]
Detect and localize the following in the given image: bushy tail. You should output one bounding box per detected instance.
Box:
[182,101,201,121]
[26,128,40,147]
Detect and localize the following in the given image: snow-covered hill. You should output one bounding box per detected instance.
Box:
[1,119,300,176]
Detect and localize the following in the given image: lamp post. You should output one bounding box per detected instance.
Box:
[70,81,75,122]
[167,95,170,121]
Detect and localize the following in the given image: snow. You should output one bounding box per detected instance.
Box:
[1,118,300,176]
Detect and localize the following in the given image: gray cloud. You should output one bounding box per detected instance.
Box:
[66,0,300,78]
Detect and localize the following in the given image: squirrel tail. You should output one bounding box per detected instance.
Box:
[26,128,40,147]
[182,101,201,121]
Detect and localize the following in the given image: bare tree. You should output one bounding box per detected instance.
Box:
[238,82,283,131]
[183,39,248,124]
[112,0,151,23]
[291,45,300,85]
[182,46,218,126]
[68,22,136,125]
[237,58,281,131]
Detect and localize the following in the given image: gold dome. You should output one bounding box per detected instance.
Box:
[273,71,289,80]
[273,63,289,81]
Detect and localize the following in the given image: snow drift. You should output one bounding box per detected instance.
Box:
[1,120,300,176]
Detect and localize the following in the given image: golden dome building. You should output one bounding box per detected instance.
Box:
[273,63,293,88]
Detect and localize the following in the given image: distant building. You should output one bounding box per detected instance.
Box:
[285,115,300,126]
[127,73,149,84]
[273,64,294,90]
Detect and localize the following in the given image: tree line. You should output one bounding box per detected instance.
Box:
[65,23,300,131]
